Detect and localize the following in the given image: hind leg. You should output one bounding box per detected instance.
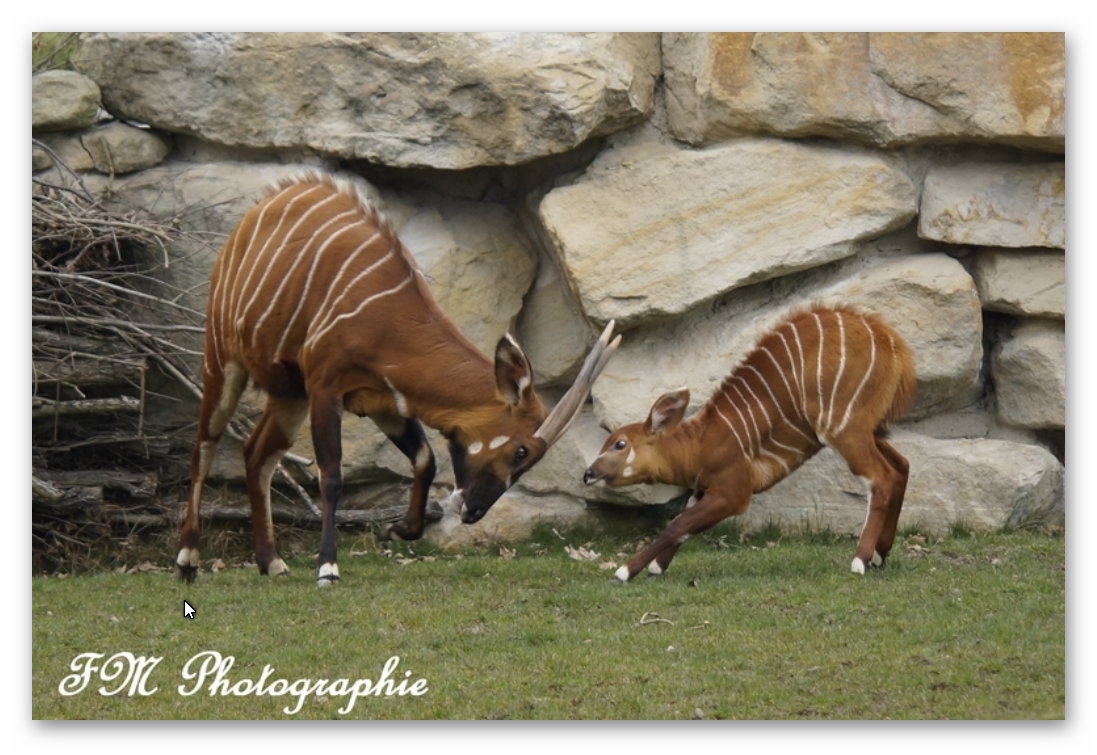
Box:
[830,432,906,575]
[177,361,248,582]
[242,393,308,576]
[873,436,909,564]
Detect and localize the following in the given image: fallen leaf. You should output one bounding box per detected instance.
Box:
[565,545,601,562]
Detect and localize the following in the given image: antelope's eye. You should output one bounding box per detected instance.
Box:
[515,446,528,462]
[614,439,628,450]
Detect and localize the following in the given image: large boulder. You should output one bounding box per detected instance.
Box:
[73,32,661,169]
[664,32,1064,152]
[32,69,101,131]
[537,139,917,327]
[590,253,983,432]
[992,319,1065,430]
[918,162,1065,249]
[742,431,1064,536]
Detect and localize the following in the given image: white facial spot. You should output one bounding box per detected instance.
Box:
[626,448,636,465]
[614,565,631,582]
[623,466,634,478]
[468,441,483,456]
[489,435,510,450]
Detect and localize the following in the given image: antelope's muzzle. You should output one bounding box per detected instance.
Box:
[583,467,605,486]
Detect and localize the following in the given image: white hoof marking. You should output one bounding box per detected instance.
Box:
[317,562,340,587]
[269,558,289,576]
[850,557,866,575]
[870,551,883,568]
[614,565,631,582]
[647,561,663,575]
[176,548,199,569]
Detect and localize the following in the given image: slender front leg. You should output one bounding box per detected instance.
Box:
[373,415,436,541]
[616,483,751,583]
[310,393,344,587]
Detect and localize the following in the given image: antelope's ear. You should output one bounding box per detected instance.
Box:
[644,388,690,435]
[494,333,536,406]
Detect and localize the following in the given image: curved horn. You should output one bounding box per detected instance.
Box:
[534,320,621,446]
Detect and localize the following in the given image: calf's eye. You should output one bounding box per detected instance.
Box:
[614,439,628,450]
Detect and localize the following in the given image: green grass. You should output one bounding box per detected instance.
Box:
[32,525,1064,720]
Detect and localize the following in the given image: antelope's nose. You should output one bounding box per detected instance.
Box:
[583,468,599,485]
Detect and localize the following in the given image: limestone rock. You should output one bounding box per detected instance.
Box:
[538,139,917,327]
[918,162,1065,248]
[971,249,1065,318]
[80,122,173,175]
[515,253,598,387]
[992,319,1065,430]
[74,32,660,169]
[423,490,598,551]
[741,431,1064,536]
[664,32,1064,152]
[387,198,538,356]
[32,69,101,131]
[591,253,983,436]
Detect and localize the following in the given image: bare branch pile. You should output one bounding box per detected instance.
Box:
[31,161,203,570]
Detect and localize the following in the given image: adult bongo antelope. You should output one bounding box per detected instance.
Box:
[583,304,915,581]
[176,173,619,586]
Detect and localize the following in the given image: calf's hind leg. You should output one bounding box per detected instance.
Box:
[872,435,909,565]
[831,431,907,575]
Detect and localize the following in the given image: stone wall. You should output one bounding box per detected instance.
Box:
[32,32,1065,548]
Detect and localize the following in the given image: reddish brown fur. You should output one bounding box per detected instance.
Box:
[585,304,916,580]
[178,174,562,584]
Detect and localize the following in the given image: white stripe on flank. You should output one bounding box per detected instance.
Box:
[271,219,360,358]
[713,403,748,456]
[235,192,344,341]
[249,207,359,349]
[759,345,802,421]
[814,312,826,431]
[729,380,763,455]
[228,185,327,336]
[833,315,878,436]
[307,231,383,336]
[311,244,395,335]
[305,275,414,351]
[789,321,808,410]
[825,312,847,434]
[742,364,815,445]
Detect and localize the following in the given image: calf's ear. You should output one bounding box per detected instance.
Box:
[643,388,690,435]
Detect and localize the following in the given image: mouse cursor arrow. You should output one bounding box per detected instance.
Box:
[183,600,196,620]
